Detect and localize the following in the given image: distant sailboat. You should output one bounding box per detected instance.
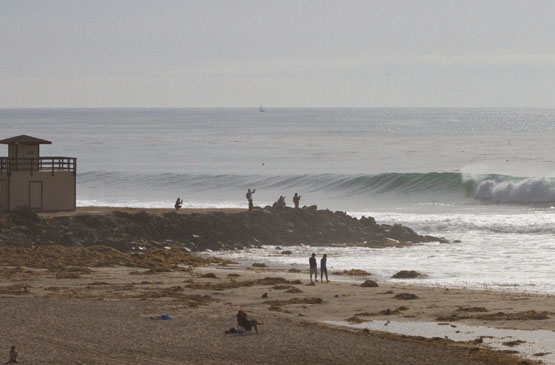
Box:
[259,104,265,112]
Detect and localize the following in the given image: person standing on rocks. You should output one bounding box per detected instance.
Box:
[293,193,301,208]
[320,254,329,282]
[309,253,318,283]
[246,188,256,210]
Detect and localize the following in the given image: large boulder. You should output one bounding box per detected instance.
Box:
[360,280,379,287]
[391,270,427,279]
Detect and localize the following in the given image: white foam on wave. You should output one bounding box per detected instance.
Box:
[77,199,246,209]
[474,177,555,203]
[349,210,555,235]
[211,234,555,294]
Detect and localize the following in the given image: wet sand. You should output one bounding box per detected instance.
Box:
[0,262,542,364]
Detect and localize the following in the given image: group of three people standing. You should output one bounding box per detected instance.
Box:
[309,253,329,283]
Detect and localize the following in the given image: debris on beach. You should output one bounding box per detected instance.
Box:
[265,297,323,306]
[502,339,526,347]
[0,284,29,295]
[437,309,549,322]
[150,314,171,320]
[393,293,419,300]
[200,273,217,278]
[186,276,295,291]
[456,306,488,313]
[345,316,368,324]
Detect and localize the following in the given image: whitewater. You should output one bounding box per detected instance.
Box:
[2,107,555,292]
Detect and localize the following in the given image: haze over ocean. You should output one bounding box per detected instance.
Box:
[3,107,555,292]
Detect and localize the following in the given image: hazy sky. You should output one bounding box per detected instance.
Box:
[2,1,555,107]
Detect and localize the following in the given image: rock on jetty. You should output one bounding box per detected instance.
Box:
[0,206,445,252]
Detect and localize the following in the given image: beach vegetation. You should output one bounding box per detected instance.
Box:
[0,284,29,295]
[0,245,228,271]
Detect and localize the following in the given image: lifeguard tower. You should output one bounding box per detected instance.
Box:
[0,135,76,212]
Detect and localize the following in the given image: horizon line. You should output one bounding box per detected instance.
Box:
[1,106,555,110]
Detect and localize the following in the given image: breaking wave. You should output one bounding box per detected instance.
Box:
[474,177,555,204]
[78,171,555,205]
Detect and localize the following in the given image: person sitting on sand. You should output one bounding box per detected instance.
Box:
[292,193,301,208]
[5,345,17,364]
[236,310,260,334]
[174,197,183,210]
[309,253,318,283]
[320,254,329,283]
[246,189,256,210]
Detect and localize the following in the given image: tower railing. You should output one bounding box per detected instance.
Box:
[0,157,76,174]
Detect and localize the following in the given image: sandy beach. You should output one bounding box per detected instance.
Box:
[0,250,545,364]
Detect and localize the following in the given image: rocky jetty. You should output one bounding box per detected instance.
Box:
[0,206,445,252]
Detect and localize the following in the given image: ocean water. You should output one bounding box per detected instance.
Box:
[2,108,555,292]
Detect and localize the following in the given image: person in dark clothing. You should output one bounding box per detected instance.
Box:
[174,197,183,210]
[320,254,329,283]
[273,196,286,208]
[246,189,256,210]
[309,253,318,283]
[5,346,17,364]
[293,193,301,208]
[236,310,260,334]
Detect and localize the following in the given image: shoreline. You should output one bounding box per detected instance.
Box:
[0,251,549,364]
[205,245,555,297]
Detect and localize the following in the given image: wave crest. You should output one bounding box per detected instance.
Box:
[474,177,555,204]
[78,171,555,205]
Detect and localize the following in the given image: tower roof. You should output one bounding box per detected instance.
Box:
[0,135,52,145]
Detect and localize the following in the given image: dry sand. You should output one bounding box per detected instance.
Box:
[0,262,543,364]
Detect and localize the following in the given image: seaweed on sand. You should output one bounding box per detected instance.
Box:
[437,309,549,322]
[393,293,419,300]
[135,286,215,307]
[345,316,368,323]
[186,277,292,291]
[0,245,228,271]
[50,266,93,279]
[0,284,29,295]
[264,297,323,306]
